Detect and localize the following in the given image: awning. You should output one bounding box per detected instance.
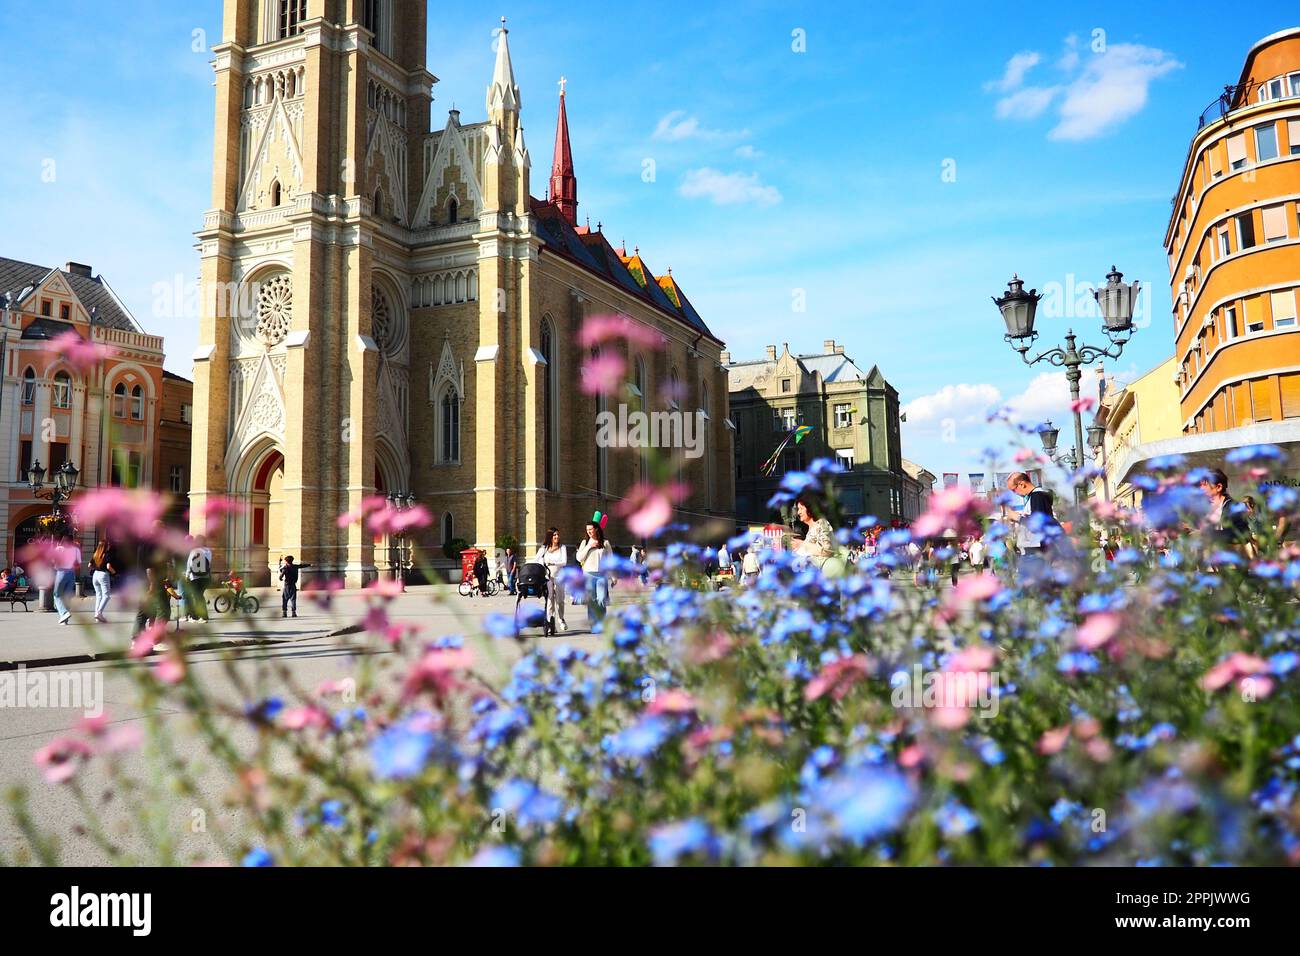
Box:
[1112,419,1300,490]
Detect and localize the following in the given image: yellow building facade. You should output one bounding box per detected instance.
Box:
[192,2,732,584]
[1165,28,1300,435]
[1093,358,1181,506]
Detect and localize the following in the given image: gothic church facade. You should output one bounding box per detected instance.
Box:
[192,1,733,583]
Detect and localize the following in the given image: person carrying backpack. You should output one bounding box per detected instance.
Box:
[184,535,213,622]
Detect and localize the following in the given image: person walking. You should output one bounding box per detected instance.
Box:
[577,520,614,625]
[88,539,118,623]
[533,527,568,632]
[184,535,213,621]
[1199,468,1252,550]
[1004,472,1059,580]
[741,544,761,586]
[968,535,987,573]
[794,496,834,569]
[279,555,310,618]
[503,546,518,594]
[52,534,83,625]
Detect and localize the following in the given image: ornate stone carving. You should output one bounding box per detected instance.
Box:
[256,274,293,346]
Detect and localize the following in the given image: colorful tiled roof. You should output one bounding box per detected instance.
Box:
[0,256,140,332]
[531,197,717,341]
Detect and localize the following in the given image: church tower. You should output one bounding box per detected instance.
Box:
[193,1,433,584]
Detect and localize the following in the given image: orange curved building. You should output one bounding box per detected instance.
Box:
[1165,28,1300,434]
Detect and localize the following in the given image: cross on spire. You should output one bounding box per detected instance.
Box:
[549,74,578,225]
[559,75,567,96]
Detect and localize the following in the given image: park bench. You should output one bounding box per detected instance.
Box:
[0,586,33,611]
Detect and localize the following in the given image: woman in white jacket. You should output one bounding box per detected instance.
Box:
[533,527,569,632]
[576,521,614,624]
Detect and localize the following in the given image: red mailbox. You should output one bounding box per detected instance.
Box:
[459,548,484,583]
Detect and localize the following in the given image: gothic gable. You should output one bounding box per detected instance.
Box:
[414,119,485,226]
[238,94,305,212]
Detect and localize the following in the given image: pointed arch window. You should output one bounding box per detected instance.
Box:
[447,195,458,224]
[362,0,384,52]
[21,367,35,405]
[541,319,558,490]
[373,188,383,219]
[52,371,72,409]
[112,382,127,418]
[438,386,461,464]
[131,384,144,421]
[442,512,455,548]
[270,180,282,206]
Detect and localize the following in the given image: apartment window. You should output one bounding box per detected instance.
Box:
[780,449,806,476]
[40,299,51,316]
[169,465,184,493]
[1225,305,1239,339]
[1252,379,1275,422]
[1226,133,1248,171]
[49,441,68,474]
[18,440,32,482]
[1282,373,1300,419]
[181,403,192,424]
[1255,123,1279,163]
[782,407,797,431]
[110,449,143,488]
[1217,227,1231,259]
[1247,311,1265,334]
[781,378,791,393]
[278,0,307,39]
[52,371,71,408]
[1236,212,1256,250]
[21,367,35,405]
[836,448,855,470]
[834,403,852,428]
[1262,204,1289,243]
[59,303,70,321]
[1209,146,1223,179]
[1291,74,1300,96]
[1291,120,1300,155]
[1271,290,1298,329]
[131,384,144,421]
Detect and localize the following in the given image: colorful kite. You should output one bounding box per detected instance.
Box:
[760,424,815,477]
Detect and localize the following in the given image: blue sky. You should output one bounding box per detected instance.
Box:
[0,1,1293,484]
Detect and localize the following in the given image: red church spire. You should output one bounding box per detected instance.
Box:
[549,76,578,225]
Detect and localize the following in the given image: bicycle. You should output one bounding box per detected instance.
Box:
[213,576,261,615]
[458,575,500,597]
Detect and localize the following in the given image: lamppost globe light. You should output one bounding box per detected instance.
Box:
[28,460,45,492]
[993,274,1042,343]
[1037,421,1060,456]
[1094,265,1139,338]
[1087,422,1106,452]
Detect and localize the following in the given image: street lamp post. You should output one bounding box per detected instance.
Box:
[29,459,81,514]
[994,267,1140,503]
[387,491,417,581]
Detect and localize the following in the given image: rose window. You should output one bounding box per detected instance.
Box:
[372,288,392,352]
[256,274,293,345]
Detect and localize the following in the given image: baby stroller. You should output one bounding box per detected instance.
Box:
[515,562,554,637]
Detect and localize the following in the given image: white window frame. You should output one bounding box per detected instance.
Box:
[169,464,184,493]
[1255,123,1279,163]
[834,403,852,428]
[1271,290,1297,329]
[836,447,855,470]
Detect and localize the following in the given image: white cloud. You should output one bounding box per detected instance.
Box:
[1049,43,1182,141]
[734,144,763,159]
[903,383,1003,426]
[1003,370,1073,424]
[988,38,1180,141]
[679,168,781,206]
[653,110,747,142]
[985,51,1041,93]
[995,85,1059,121]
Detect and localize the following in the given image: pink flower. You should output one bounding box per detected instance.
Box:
[48,331,115,374]
[647,689,696,715]
[155,655,186,685]
[129,621,168,659]
[946,645,995,673]
[336,495,389,529]
[579,352,626,396]
[1070,397,1096,413]
[103,724,144,754]
[898,744,927,768]
[34,737,93,784]
[365,577,406,598]
[617,482,687,538]
[1013,448,1042,464]
[281,706,331,730]
[804,654,872,702]
[1201,652,1269,691]
[578,314,664,351]
[402,648,474,700]
[1076,613,1122,651]
[191,496,246,535]
[1037,725,1071,755]
[912,486,987,539]
[362,605,391,635]
[70,488,168,544]
[367,503,433,536]
[951,574,1002,605]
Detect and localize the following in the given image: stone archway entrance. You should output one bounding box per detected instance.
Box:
[228,440,285,586]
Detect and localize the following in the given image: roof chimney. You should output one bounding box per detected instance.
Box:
[720,350,731,365]
[823,338,836,354]
[65,262,93,278]
[764,345,776,361]
[835,345,844,354]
